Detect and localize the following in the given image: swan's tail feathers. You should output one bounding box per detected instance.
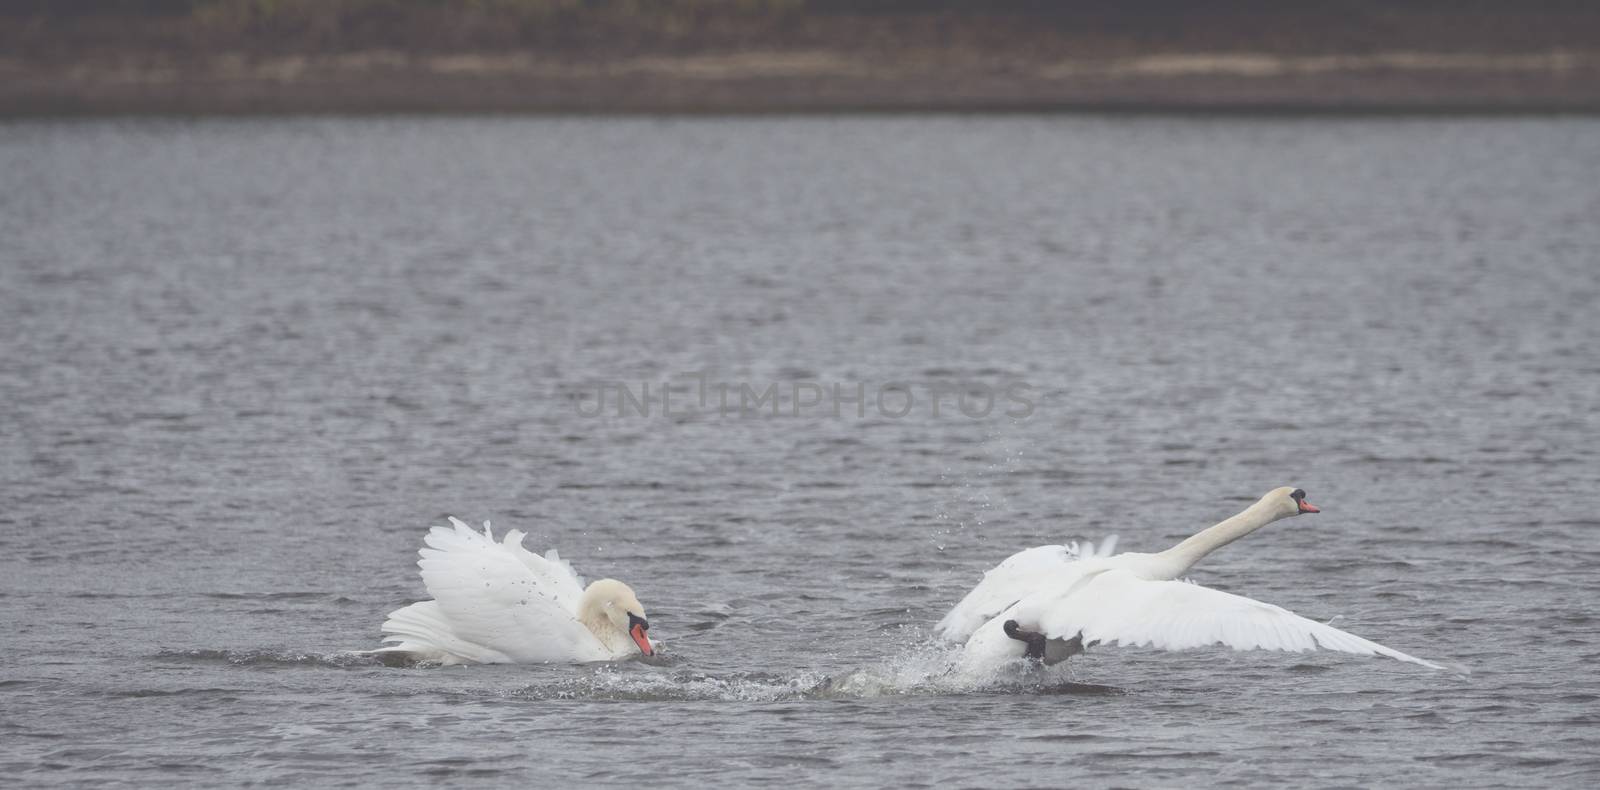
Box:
[1098,535,1118,557]
[1065,534,1119,560]
[935,537,1116,643]
[375,600,484,665]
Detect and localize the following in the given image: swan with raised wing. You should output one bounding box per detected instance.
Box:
[377,518,655,665]
[942,487,1442,671]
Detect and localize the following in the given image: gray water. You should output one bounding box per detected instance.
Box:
[2,116,1598,787]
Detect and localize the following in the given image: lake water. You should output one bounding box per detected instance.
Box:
[2,116,1598,787]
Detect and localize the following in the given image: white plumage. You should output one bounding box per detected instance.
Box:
[935,536,1117,641]
[947,487,1442,672]
[378,518,654,665]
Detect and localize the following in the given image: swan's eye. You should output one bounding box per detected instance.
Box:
[1290,489,1306,501]
[628,613,649,631]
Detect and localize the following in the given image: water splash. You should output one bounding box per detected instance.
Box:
[523,669,830,702]
[161,643,1124,700]
[152,649,382,668]
[511,643,1120,702]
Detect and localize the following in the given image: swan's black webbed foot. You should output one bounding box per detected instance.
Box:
[1003,619,1048,661]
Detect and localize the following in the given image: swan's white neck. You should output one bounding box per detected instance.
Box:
[578,609,626,653]
[1154,499,1286,578]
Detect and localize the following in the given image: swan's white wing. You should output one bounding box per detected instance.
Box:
[410,519,607,663]
[378,600,513,664]
[935,536,1118,642]
[479,519,587,615]
[1032,569,1441,669]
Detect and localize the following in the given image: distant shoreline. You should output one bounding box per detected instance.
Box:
[6,48,1600,117]
[6,2,1600,116]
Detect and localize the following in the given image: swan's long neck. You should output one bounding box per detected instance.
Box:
[576,601,624,652]
[1154,500,1283,578]
[578,609,625,652]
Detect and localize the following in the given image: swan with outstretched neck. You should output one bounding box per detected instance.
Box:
[942,487,1442,670]
[377,518,655,665]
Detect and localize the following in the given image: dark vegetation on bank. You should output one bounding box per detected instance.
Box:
[4,0,1600,114]
[9,0,1600,57]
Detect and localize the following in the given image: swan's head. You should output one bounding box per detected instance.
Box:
[579,579,653,657]
[1262,486,1320,518]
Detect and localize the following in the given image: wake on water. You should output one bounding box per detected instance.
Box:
[157,643,1124,701]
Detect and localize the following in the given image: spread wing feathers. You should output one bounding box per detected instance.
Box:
[1034,570,1442,669]
[376,600,513,664]
[394,518,604,663]
[935,535,1119,642]
[454,518,588,612]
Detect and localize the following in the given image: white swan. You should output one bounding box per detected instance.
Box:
[943,487,1442,671]
[377,518,654,665]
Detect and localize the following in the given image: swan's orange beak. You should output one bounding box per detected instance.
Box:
[627,614,653,657]
[1298,499,1320,514]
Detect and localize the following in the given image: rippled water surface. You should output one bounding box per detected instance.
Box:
[3,116,1599,787]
